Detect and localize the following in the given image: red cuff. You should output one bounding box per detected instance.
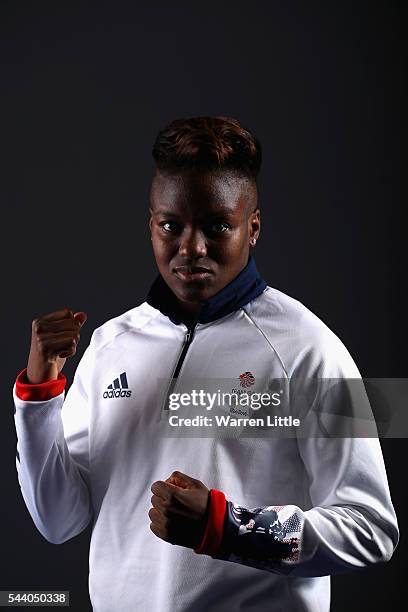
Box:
[15,368,67,401]
[194,489,226,556]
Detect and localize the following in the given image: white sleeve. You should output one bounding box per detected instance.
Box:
[217,435,399,577]
[214,328,399,577]
[292,436,399,576]
[12,340,94,544]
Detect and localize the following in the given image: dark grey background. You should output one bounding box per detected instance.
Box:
[1,1,405,610]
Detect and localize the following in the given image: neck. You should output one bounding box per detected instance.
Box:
[176,300,202,324]
[146,254,267,326]
[175,261,250,323]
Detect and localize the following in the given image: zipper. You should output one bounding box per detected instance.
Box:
[162,322,197,412]
[173,325,196,379]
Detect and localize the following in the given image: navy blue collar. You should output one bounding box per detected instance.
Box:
[146,255,267,326]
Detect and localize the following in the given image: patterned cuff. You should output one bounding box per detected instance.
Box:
[194,489,226,556]
[15,367,67,401]
[215,502,302,564]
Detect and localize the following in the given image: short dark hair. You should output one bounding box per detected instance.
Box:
[152,116,262,181]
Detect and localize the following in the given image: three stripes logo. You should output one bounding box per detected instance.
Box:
[103,372,132,399]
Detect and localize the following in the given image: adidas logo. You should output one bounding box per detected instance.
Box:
[103,372,132,399]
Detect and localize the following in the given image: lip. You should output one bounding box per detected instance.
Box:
[174,267,214,283]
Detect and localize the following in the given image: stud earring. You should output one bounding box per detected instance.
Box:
[250,238,257,246]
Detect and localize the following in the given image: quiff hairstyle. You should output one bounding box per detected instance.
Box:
[152,116,262,182]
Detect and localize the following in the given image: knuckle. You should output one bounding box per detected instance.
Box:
[36,336,45,350]
[32,319,41,333]
[162,497,169,509]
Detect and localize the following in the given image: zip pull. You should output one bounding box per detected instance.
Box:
[185,319,197,344]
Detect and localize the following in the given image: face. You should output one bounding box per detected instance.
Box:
[149,171,260,315]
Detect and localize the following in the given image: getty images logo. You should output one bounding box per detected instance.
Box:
[103,372,132,399]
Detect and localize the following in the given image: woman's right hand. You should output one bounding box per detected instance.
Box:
[26,308,87,383]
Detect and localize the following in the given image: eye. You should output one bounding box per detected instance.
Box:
[160,221,180,233]
[208,222,231,234]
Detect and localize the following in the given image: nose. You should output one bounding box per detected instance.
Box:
[178,227,207,259]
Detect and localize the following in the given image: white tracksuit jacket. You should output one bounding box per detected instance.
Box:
[12,257,399,612]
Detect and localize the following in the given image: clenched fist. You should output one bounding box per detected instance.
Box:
[26,308,87,383]
[149,471,210,549]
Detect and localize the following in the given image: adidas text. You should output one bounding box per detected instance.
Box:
[103,389,132,399]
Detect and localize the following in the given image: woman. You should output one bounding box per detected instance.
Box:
[13,116,399,611]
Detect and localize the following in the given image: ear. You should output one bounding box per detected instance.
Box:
[249,207,261,242]
[149,207,153,232]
